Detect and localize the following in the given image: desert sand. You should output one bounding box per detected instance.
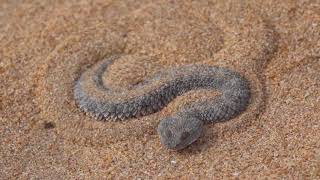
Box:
[1,0,319,179]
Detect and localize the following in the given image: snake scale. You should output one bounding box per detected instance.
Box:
[74,56,251,150]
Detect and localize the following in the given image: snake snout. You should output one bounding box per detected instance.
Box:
[157,115,203,150]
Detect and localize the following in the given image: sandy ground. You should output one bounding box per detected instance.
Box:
[1,0,319,179]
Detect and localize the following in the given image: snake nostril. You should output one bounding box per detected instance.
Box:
[180,131,190,141]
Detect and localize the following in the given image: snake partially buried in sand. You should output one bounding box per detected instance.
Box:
[74,56,251,150]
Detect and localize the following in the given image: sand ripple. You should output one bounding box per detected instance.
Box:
[34,1,277,148]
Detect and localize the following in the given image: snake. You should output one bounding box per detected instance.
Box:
[74,56,251,150]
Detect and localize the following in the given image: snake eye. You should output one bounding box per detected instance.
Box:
[180,131,190,141]
[165,130,173,138]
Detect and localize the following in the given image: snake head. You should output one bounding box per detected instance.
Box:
[157,115,203,150]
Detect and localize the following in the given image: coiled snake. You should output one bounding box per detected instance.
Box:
[74,56,250,150]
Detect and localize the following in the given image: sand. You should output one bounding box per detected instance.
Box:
[1,0,319,179]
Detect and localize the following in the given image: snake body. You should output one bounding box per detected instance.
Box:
[74,56,251,150]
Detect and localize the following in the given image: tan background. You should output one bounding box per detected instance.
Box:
[1,0,319,179]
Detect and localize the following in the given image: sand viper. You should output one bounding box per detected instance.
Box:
[74,56,251,150]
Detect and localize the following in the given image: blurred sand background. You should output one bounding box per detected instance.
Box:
[1,0,319,179]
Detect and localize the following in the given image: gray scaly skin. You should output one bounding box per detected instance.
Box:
[74,56,251,150]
